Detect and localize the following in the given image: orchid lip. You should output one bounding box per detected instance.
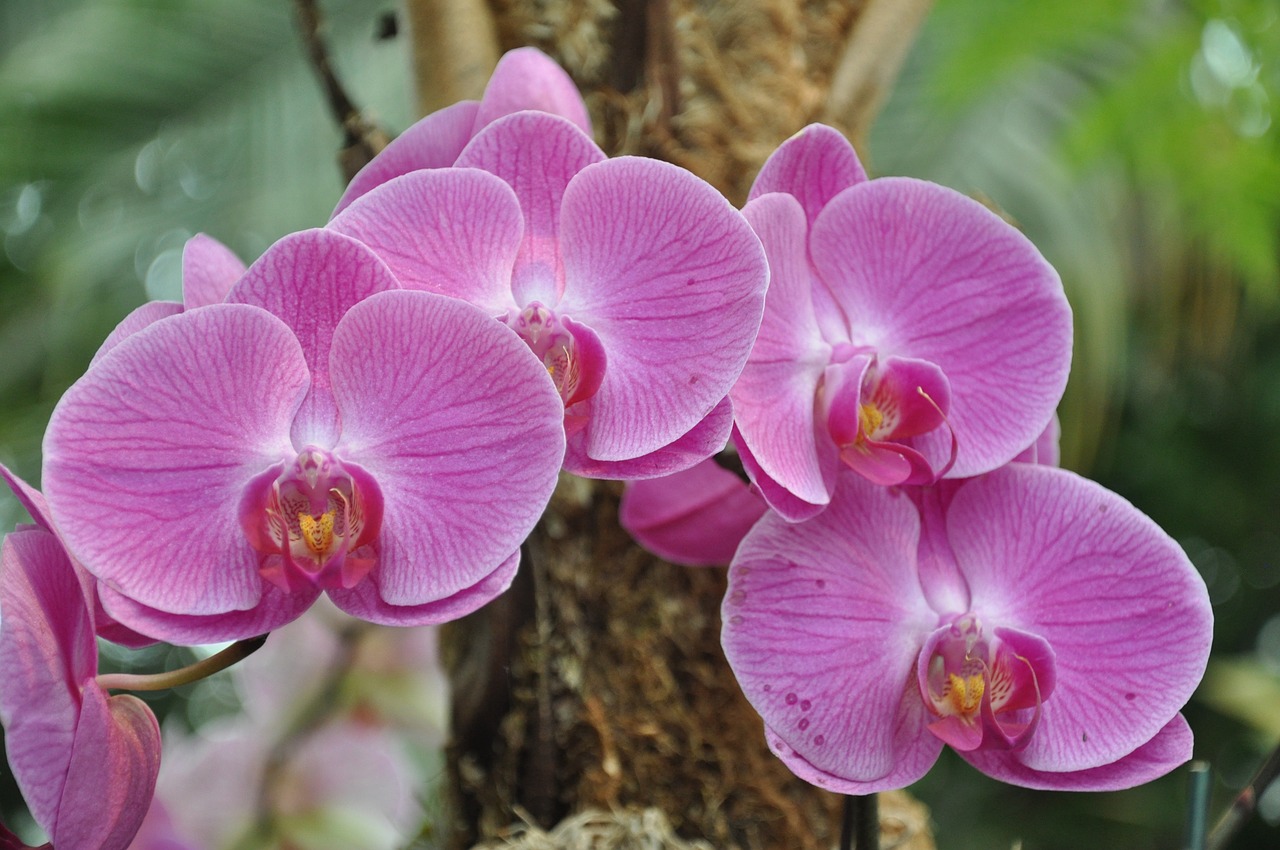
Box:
[506,302,605,410]
[917,617,1056,753]
[239,448,384,593]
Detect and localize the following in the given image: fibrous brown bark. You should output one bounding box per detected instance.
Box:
[400,1,937,846]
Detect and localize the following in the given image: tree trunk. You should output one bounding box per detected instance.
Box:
[404,2,939,846]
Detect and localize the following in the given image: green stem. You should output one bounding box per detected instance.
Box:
[95,634,268,692]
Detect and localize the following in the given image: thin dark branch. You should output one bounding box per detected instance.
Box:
[293,0,389,183]
[841,794,878,850]
[1209,739,1280,850]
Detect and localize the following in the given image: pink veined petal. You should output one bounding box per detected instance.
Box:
[1014,413,1061,466]
[562,394,734,480]
[0,530,94,833]
[90,301,183,367]
[731,194,832,506]
[557,156,768,461]
[0,463,52,531]
[327,548,520,626]
[475,47,592,136]
[456,112,605,306]
[961,713,1193,791]
[329,291,564,608]
[732,427,829,523]
[227,229,398,448]
[764,721,942,796]
[722,471,939,787]
[810,178,1072,478]
[97,582,318,646]
[619,458,766,567]
[945,464,1212,773]
[329,168,524,315]
[332,99,482,216]
[53,688,159,850]
[43,304,308,618]
[748,124,868,228]
[0,465,157,648]
[181,233,245,308]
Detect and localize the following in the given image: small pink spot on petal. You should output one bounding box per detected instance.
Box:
[785,692,798,705]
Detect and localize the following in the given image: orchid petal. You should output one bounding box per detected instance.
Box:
[54,689,159,850]
[763,722,942,796]
[0,530,92,832]
[732,428,828,522]
[0,463,52,531]
[91,301,183,366]
[329,291,563,607]
[332,100,481,216]
[43,305,307,618]
[748,124,867,228]
[946,464,1212,772]
[1014,414,1061,466]
[97,582,317,645]
[732,194,832,505]
[558,156,768,461]
[181,233,245,308]
[562,395,733,480]
[475,47,591,136]
[620,458,765,566]
[327,549,520,626]
[329,168,524,315]
[810,178,1072,478]
[457,112,604,306]
[723,472,939,786]
[228,229,398,448]
[961,714,1194,791]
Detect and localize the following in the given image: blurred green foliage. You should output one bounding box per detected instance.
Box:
[0,0,1279,847]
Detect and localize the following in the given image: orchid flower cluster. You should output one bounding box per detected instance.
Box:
[0,46,1211,849]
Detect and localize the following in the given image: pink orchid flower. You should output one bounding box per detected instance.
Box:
[332,46,592,217]
[1,525,160,850]
[41,228,565,643]
[1,465,154,648]
[619,459,766,567]
[330,82,767,481]
[722,463,1212,792]
[732,125,1073,520]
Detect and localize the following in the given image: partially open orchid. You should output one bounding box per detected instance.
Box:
[722,464,1212,792]
[619,459,766,566]
[333,47,591,217]
[331,73,767,480]
[732,125,1072,520]
[0,525,160,850]
[42,228,565,643]
[1,465,154,649]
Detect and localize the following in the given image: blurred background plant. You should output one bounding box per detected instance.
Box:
[0,0,1277,847]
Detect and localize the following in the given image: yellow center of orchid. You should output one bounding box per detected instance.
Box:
[297,509,336,557]
[943,672,985,720]
[858,402,884,439]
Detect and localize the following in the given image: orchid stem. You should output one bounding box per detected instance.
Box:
[1208,737,1280,850]
[1184,760,1211,850]
[95,634,268,692]
[840,794,878,850]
